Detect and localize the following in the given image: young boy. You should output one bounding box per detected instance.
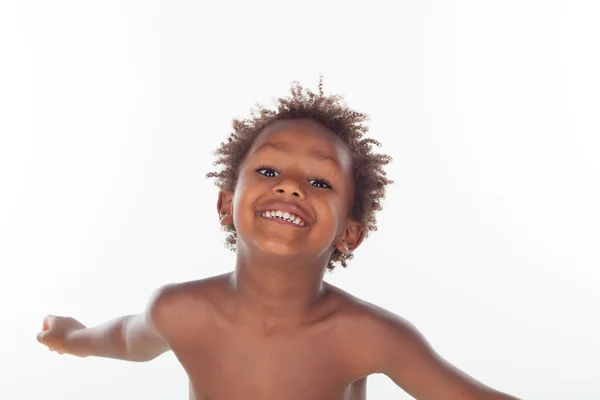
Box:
[37,80,519,400]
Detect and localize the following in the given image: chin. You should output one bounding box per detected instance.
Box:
[255,238,304,257]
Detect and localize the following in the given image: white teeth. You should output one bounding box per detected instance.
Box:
[260,209,306,226]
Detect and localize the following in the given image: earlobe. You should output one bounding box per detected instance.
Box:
[341,240,350,255]
[336,221,365,255]
[219,203,233,219]
[334,239,352,256]
[217,190,234,226]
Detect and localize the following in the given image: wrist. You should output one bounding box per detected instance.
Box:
[65,328,91,357]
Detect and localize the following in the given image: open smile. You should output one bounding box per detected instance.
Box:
[256,209,308,227]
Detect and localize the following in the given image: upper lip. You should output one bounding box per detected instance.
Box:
[256,201,313,226]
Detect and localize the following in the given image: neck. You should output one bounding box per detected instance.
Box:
[226,244,331,330]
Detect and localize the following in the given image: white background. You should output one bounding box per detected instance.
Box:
[1,1,599,399]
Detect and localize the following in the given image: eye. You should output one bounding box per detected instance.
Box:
[309,179,333,190]
[257,166,333,190]
[256,167,279,178]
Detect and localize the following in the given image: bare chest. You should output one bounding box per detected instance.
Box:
[170,321,369,400]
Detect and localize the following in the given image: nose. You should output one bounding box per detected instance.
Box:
[273,179,305,199]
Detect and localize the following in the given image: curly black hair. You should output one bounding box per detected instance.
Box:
[206,77,393,272]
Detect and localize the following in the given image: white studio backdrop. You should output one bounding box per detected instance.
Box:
[1,1,599,399]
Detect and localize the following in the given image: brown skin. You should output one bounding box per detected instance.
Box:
[37,119,520,399]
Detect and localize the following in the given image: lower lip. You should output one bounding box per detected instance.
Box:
[257,214,306,228]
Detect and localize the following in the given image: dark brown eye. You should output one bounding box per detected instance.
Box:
[256,167,279,178]
[310,179,332,189]
[257,166,332,190]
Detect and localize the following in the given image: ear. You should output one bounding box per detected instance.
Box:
[217,190,234,226]
[334,220,365,256]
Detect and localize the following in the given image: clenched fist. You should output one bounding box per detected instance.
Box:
[36,315,87,357]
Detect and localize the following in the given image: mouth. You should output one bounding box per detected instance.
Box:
[256,209,308,227]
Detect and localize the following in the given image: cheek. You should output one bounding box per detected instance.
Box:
[315,197,345,227]
[231,178,263,230]
[232,172,258,202]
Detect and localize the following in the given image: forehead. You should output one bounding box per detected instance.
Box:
[248,118,352,168]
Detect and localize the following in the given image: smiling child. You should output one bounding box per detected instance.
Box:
[37,78,519,400]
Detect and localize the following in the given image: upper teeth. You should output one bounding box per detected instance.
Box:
[260,210,306,226]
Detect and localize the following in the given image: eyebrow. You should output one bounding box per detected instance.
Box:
[254,141,341,169]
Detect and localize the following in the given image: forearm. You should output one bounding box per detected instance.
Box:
[68,315,139,361]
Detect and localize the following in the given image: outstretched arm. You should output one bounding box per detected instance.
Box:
[370,310,520,400]
[37,285,173,362]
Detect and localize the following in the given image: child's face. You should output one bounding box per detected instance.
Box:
[220,118,363,261]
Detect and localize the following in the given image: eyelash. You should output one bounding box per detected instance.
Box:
[256,165,333,190]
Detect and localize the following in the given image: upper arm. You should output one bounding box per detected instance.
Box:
[123,284,176,361]
[372,311,519,400]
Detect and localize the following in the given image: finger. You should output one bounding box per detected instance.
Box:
[43,314,55,328]
[36,330,46,343]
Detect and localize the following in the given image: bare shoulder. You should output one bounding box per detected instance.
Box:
[324,284,412,373]
[341,293,421,351]
[150,273,229,303]
[328,286,445,373]
[326,283,410,329]
[328,286,520,399]
[351,298,425,372]
[147,273,230,339]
